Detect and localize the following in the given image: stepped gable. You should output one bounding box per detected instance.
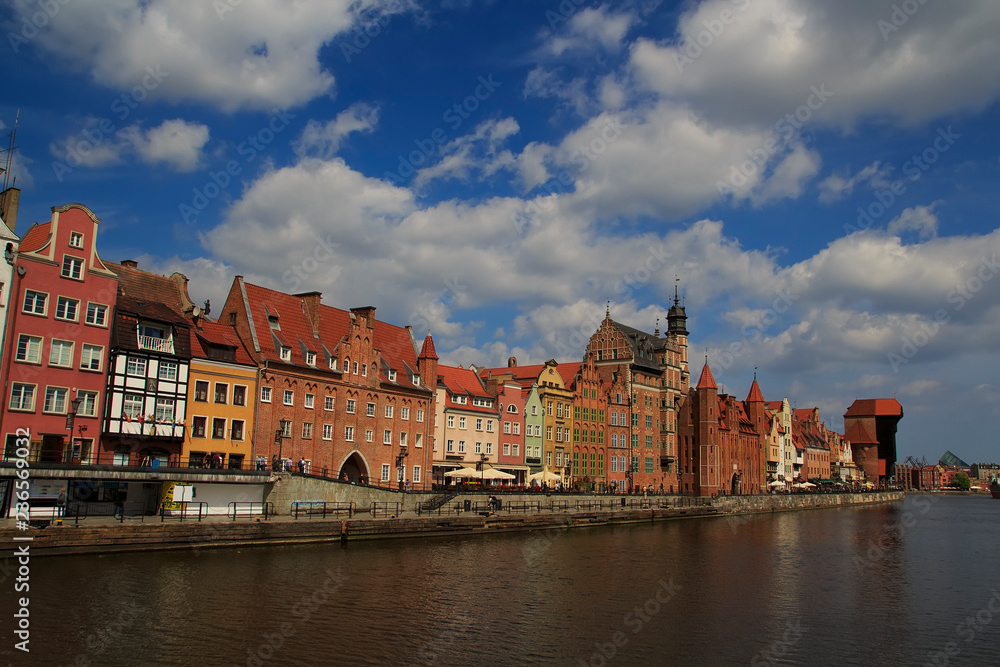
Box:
[607,319,665,371]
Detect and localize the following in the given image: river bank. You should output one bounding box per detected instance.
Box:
[0,491,904,556]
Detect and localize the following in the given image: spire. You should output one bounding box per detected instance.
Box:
[696,362,717,390]
[606,300,610,319]
[667,278,688,336]
[418,331,438,360]
[654,317,660,337]
[746,376,764,403]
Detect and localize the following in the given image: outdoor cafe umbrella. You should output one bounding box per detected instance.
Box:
[444,467,479,479]
[528,470,562,483]
[768,480,785,487]
[480,467,516,480]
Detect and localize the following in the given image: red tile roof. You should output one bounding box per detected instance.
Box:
[189,319,256,366]
[845,420,879,445]
[17,222,51,253]
[418,332,438,359]
[107,261,190,314]
[696,363,717,390]
[438,365,497,413]
[746,378,764,403]
[844,398,903,417]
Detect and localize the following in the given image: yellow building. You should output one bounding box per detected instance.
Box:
[182,318,258,469]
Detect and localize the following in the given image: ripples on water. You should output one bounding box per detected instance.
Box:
[8,496,1000,666]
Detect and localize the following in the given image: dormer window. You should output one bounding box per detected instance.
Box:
[267,315,280,330]
[388,369,397,382]
[305,351,316,366]
[412,375,420,386]
[137,323,173,353]
[329,358,338,371]
[280,346,291,361]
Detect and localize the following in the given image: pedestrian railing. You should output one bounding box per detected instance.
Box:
[370,501,402,517]
[227,502,274,521]
[291,501,355,519]
[549,500,570,512]
[159,501,208,522]
[505,500,542,513]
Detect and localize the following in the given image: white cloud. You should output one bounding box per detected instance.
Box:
[10,0,412,111]
[887,204,940,241]
[412,117,520,189]
[294,103,381,159]
[546,6,637,56]
[819,161,893,203]
[50,119,209,172]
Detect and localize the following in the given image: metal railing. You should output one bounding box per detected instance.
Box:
[370,501,402,517]
[227,502,274,521]
[290,501,355,519]
[504,500,542,513]
[138,335,174,353]
[160,501,208,522]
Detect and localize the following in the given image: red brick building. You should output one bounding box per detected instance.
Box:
[219,278,437,489]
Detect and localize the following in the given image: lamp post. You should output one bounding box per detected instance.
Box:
[478,451,488,487]
[65,395,82,463]
[395,448,409,490]
[274,419,290,471]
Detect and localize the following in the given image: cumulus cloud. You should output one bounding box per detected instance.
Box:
[887,204,940,241]
[819,161,894,203]
[546,6,637,56]
[7,0,412,111]
[294,103,381,159]
[50,118,209,171]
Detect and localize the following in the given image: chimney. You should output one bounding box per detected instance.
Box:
[508,356,517,368]
[0,187,19,235]
[121,259,138,268]
[350,305,376,330]
[296,291,322,335]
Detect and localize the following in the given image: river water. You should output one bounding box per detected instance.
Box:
[5,495,1000,666]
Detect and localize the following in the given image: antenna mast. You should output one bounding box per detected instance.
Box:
[2,109,19,191]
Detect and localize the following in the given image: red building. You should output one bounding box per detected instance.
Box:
[844,398,903,488]
[481,373,529,482]
[218,279,437,489]
[0,204,118,463]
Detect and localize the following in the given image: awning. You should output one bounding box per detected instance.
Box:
[443,467,479,479]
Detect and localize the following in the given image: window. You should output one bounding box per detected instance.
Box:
[123,393,143,419]
[69,232,83,248]
[508,404,518,414]
[126,357,147,376]
[15,335,42,363]
[385,405,393,418]
[458,441,466,454]
[361,363,367,377]
[504,422,511,434]
[279,346,291,361]
[485,442,493,455]
[503,443,510,456]
[353,361,359,374]
[646,415,653,428]
[414,433,423,448]
[645,457,654,474]
[212,418,226,439]
[531,405,538,416]
[232,420,245,441]
[43,386,68,413]
[476,418,483,431]
[365,429,374,442]
[324,395,335,411]
[401,407,409,421]
[192,417,207,437]
[512,444,519,457]
[388,369,396,382]
[155,397,174,421]
[400,432,407,447]
[381,464,390,482]
[611,412,618,426]
[446,440,454,453]
[546,426,552,440]
[459,417,466,429]
[366,402,376,417]
[283,390,293,406]
[304,393,314,409]
[447,415,455,428]
[486,420,494,433]
[214,384,228,404]
[302,423,313,439]
[475,441,482,454]
[345,426,355,441]
[159,361,178,381]
[383,430,392,444]
[9,383,36,411]
[260,386,272,403]
[322,424,333,440]
[329,358,338,370]
[305,351,316,366]
[233,385,246,406]
[416,409,424,422]
[346,399,356,413]
[195,382,210,403]
[513,423,520,435]
[49,339,73,367]
[413,466,421,483]
[55,297,79,321]
[23,290,47,315]
[61,255,84,279]
[76,391,98,417]
[281,421,293,437]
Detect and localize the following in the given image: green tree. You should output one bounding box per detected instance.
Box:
[951,472,971,491]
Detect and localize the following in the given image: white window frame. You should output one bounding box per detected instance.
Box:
[322,424,333,441]
[15,334,42,364]
[283,390,294,406]
[126,356,147,377]
[9,383,36,411]
[260,386,272,403]
[413,465,421,483]
[123,393,143,419]
[76,390,98,417]
[324,395,335,411]
[23,290,47,315]
[381,464,390,482]
[345,426,355,442]
[69,231,83,248]
[401,407,409,421]
[346,399,356,414]
[55,296,80,322]
[49,339,74,368]
[416,409,424,422]
[43,386,69,414]
[385,405,393,418]
[304,393,314,409]
[158,361,178,381]
[61,255,84,280]
[383,430,392,445]
[85,302,108,327]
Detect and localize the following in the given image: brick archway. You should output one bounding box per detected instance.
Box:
[338,451,369,484]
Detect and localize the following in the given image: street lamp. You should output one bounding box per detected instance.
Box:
[477,451,488,486]
[274,419,290,471]
[66,395,83,463]
[395,449,409,490]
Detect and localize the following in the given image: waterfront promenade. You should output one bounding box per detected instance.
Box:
[0,490,903,556]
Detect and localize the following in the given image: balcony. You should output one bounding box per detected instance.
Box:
[138,335,174,354]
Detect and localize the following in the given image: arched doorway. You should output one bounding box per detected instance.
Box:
[338,452,369,484]
[731,471,742,495]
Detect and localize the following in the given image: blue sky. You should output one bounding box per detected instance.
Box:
[3,0,1000,466]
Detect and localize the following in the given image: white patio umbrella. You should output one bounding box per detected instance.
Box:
[444,467,479,478]
[528,470,562,483]
[481,467,515,480]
